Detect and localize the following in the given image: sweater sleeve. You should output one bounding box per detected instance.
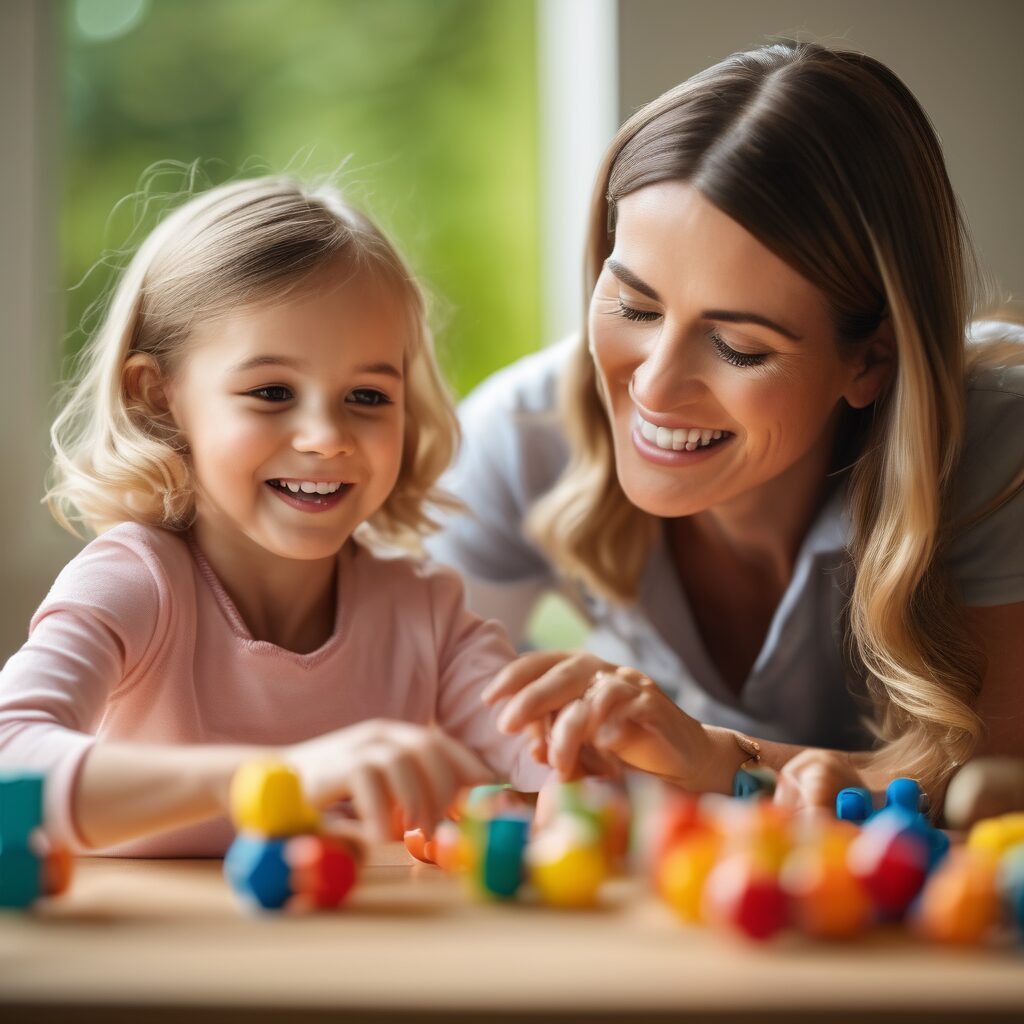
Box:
[0,529,165,846]
[427,562,551,792]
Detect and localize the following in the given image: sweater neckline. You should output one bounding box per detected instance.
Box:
[185,533,354,667]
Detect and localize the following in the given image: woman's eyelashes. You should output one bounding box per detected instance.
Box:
[613,300,769,368]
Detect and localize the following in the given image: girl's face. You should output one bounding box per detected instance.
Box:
[589,180,883,520]
[165,266,407,564]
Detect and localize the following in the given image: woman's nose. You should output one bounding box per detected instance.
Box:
[630,327,707,411]
[293,405,355,457]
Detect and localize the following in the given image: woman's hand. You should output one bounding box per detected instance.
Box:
[283,720,493,842]
[482,651,720,790]
[772,748,866,813]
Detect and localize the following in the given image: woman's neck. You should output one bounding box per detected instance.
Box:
[189,518,339,654]
[679,421,839,591]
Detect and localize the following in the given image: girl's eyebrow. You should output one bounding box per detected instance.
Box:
[605,258,803,341]
[229,355,403,378]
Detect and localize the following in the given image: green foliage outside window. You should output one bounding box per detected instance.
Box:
[62,0,541,396]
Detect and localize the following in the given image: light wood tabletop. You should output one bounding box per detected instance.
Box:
[0,842,1022,1024]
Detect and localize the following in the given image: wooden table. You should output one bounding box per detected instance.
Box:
[1,843,1022,1023]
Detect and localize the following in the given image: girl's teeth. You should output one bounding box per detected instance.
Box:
[638,417,728,452]
[287,482,301,493]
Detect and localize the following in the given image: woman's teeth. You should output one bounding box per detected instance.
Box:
[638,417,728,452]
[269,480,344,495]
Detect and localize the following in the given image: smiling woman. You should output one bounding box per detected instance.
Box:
[428,41,1024,811]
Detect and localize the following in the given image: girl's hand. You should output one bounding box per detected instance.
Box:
[283,720,493,842]
[482,651,717,789]
[772,748,865,813]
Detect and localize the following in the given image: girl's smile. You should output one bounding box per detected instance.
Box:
[266,478,354,513]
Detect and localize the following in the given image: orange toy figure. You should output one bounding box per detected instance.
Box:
[658,829,722,923]
[780,819,872,940]
[915,848,1000,945]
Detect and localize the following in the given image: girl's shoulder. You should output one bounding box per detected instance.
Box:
[35,522,193,628]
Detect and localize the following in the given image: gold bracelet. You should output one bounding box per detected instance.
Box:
[733,732,762,772]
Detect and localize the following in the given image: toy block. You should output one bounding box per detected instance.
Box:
[915,848,999,944]
[657,830,721,922]
[733,767,777,800]
[528,810,607,908]
[229,761,320,838]
[944,757,1024,829]
[0,771,44,844]
[286,834,358,909]
[780,820,871,939]
[702,850,789,941]
[223,834,291,910]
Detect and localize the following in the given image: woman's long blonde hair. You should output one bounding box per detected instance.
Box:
[48,175,458,547]
[528,42,1023,792]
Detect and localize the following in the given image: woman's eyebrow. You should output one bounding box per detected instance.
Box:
[702,309,803,341]
[606,258,660,300]
[606,258,802,341]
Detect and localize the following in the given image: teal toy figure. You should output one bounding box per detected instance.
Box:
[0,769,73,909]
[458,784,532,900]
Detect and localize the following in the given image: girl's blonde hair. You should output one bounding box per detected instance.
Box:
[528,42,1024,793]
[48,175,458,547]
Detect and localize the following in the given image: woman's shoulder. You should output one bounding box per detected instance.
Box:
[945,324,1024,604]
[461,336,578,420]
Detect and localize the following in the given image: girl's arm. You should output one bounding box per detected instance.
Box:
[74,720,494,850]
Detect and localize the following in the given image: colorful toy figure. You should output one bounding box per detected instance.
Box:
[0,769,72,910]
[223,761,359,912]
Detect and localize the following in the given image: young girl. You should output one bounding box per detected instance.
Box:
[0,176,547,857]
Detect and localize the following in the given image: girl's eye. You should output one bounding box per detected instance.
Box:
[248,385,292,402]
[708,329,768,368]
[348,388,392,406]
[616,299,661,323]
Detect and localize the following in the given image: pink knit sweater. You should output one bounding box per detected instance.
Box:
[0,523,545,856]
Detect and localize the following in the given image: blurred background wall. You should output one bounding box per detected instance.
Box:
[1,0,1021,662]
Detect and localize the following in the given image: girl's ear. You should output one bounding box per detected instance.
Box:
[842,321,896,410]
[123,353,173,422]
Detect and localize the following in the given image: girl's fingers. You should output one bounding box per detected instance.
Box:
[482,650,569,704]
[430,728,496,787]
[497,654,607,733]
[404,741,457,826]
[380,751,433,832]
[348,765,393,843]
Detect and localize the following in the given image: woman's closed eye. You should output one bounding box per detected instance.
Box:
[614,300,770,369]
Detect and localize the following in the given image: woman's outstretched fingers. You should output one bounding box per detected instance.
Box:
[548,698,592,778]
[481,650,568,704]
[495,652,608,733]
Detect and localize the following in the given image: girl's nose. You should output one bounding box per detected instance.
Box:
[630,326,707,411]
[293,407,355,458]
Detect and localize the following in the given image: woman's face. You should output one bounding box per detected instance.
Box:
[588,180,879,520]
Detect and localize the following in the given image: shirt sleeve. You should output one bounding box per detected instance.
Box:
[0,532,165,846]
[424,343,573,643]
[944,362,1024,606]
[426,562,551,792]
